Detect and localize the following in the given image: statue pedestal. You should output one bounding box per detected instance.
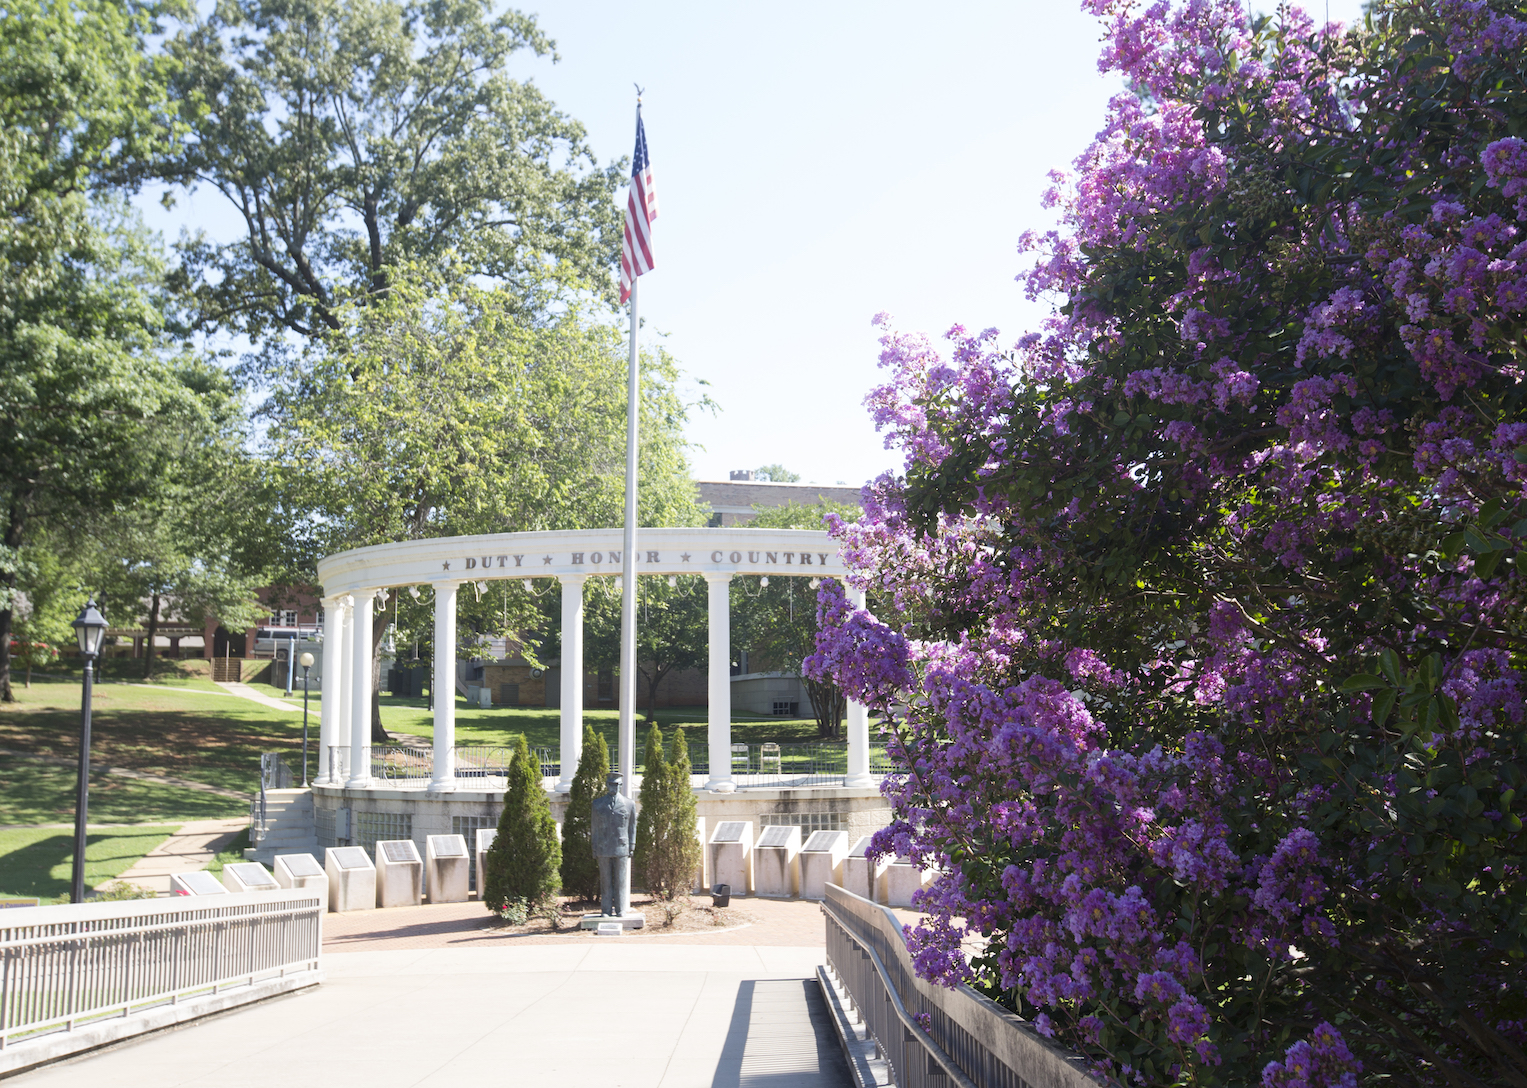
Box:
[579,911,646,931]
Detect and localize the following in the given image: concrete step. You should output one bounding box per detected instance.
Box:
[245,840,321,863]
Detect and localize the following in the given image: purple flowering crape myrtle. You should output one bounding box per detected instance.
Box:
[807,2,1527,1086]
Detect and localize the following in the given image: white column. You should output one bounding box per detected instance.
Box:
[333,595,353,783]
[315,596,340,785]
[430,581,459,792]
[844,584,874,787]
[345,591,374,788]
[555,574,586,792]
[704,572,734,792]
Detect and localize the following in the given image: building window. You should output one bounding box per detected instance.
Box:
[771,701,798,717]
[597,667,613,703]
[269,611,282,625]
[760,812,844,836]
[354,811,412,855]
[283,610,298,627]
[316,608,325,626]
[453,815,497,888]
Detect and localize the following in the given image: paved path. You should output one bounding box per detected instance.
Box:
[213,681,304,713]
[0,748,251,801]
[104,818,248,895]
[12,943,853,1088]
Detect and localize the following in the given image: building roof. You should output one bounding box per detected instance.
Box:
[694,479,862,521]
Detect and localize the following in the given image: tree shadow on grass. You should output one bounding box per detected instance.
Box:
[0,829,174,900]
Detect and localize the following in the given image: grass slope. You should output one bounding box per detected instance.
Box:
[0,826,176,901]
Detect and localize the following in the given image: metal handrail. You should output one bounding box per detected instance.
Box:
[822,882,1101,1088]
[823,896,978,1088]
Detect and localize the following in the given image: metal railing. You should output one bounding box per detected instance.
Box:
[629,741,895,787]
[314,741,893,789]
[253,752,297,842]
[361,745,558,786]
[822,883,1101,1088]
[0,890,323,1055]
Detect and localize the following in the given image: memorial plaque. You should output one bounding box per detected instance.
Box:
[382,840,419,863]
[758,825,797,849]
[280,854,323,878]
[713,821,748,843]
[596,922,624,937]
[804,830,843,852]
[229,863,278,887]
[332,846,372,869]
[180,871,226,895]
[848,836,873,858]
[428,835,466,857]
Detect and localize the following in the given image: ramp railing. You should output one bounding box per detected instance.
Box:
[822,883,1100,1088]
[0,890,322,1055]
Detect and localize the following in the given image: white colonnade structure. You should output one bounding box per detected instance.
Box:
[312,527,875,794]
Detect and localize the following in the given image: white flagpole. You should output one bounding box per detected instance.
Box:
[618,259,640,803]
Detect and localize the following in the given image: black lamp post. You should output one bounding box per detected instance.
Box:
[69,599,108,904]
[299,651,314,787]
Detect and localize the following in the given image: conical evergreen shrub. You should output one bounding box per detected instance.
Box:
[558,725,607,902]
[632,722,665,890]
[651,727,703,899]
[482,734,561,912]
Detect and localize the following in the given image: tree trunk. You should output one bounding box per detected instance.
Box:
[804,677,844,740]
[0,501,28,703]
[142,592,160,679]
[370,597,391,743]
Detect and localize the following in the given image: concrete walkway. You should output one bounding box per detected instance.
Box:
[213,681,305,714]
[12,944,853,1088]
[103,817,248,895]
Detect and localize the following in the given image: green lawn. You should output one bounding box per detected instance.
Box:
[372,695,828,754]
[0,826,176,902]
[0,755,248,825]
[0,679,311,797]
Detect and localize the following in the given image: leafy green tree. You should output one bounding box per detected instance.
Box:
[648,726,701,900]
[735,500,860,737]
[482,733,559,912]
[753,464,800,483]
[163,0,624,342]
[558,724,606,903]
[260,271,701,738]
[631,722,665,890]
[0,0,228,702]
[583,575,708,721]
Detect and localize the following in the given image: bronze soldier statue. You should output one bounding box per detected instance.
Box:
[590,771,637,917]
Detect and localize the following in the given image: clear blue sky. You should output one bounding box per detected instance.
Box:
[139,0,1367,492]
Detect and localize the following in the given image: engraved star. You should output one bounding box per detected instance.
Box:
[441,560,451,570]
[542,555,554,565]
[680,552,692,562]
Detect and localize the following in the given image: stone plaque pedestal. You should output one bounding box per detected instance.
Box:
[273,853,328,900]
[884,857,932,908]
[474,828,497,897]
[221,862,279,895]
[708,821,754,897]
[799,830,849,900]
[325,846,376,912]
[842,836,890,903]
[375,840,423,908]
[753,825,801,898]
[426,835,470,903]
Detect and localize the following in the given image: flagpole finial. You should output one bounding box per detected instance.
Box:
[634,82,645,104]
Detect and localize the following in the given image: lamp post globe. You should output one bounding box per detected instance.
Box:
[69,599,108,904]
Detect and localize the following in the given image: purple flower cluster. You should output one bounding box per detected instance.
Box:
[811,1,1527,1084]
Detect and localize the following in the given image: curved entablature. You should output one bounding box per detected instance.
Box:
[315,527,841,597]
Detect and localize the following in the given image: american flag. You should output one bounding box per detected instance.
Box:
[619,108,657,304]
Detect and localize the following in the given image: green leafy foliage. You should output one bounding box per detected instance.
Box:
[481,733,559,911]
[558,724,607,902]
[632,724,700,900]
[163,0,624,341]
